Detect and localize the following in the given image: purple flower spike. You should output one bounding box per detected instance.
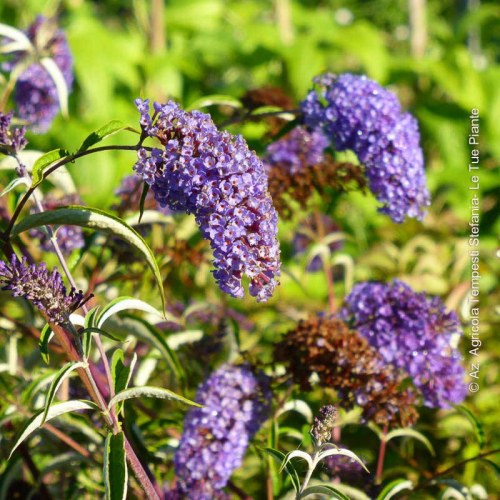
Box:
[0,254,85,324]
[0,111,27,153]
[3,16,73,133]
[341,279,467,408]
[133,99,281,301]
[173,364,271,498]
[301,73,430,222]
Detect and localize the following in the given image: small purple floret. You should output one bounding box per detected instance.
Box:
[341,279,467,408]
[301,73,430,222]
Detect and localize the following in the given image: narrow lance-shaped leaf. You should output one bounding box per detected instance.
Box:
[281,449,313,471]
[261,447,300,493]
[39,324,54,364]
[9,400,98,458]
[317,447,369,473]
[78,120,140,152]
[10,206,166,310]
[454,404,485,449]
[0,23,32,50]
[95,296,166,329]
[104,431,128,500]
[0,177,30,198]
[40,57,69,117]
[376,479,414,500]
[300,485,349,500]
[41,361,87,425]
[187,94,243,110]
[385,428,435,456]
[30,148,70,188]
[108,386,200,412]
[111,349,130,396]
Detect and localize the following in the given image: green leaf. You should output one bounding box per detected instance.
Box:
[81,327,121,360]
[10,206,166,310]
[40,57,69,118]
[138,182,149,223]
[0,177,30,197]
[121,314,184,383]
[481,458,500,476]
[39,324,54,364]
[30,149,70,188]
[104,431,128,500]
[187,94,242,110]
[111,349,130,396]
[41,361,87,425]
[96,296,165,329]
[318,447,369,473]
[300,484,349,500]
[261,447,300,493]
[385,428,435,456]
[108,386,200,412]
[9,400,98,458]
[454,405,485,449]
[78,120,139,152]
[376,479,414,500]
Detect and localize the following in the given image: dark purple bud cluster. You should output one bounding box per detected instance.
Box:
[301,73,430,222]
[0,254,85,324]
[264,126,328,174]
[0,111,27,153]
[30,194,84,254]
[173,364,271,498]
[341,279,467,408]
[133,99,280,301]
[3,16,73,133]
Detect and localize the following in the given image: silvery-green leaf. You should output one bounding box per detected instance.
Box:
[104,431,128,500]
[10,206,166,310]
[276,399,313,423]
[96,297,165,329]
[9,400,98,458]
[317,448,369,473]
[108,386,200,411]
[187,94,242,110]
[0,177,30,197]
[0,23,32,50]
[385,428,435,456]
[41,361,87,424]
[299,484,349,500]
[40,57,69,117]
[281,450,313,471]
[376,479,414,500]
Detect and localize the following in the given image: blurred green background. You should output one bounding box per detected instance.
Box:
[0,0,498,495]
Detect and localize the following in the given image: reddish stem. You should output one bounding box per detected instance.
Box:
[375,426,389,484]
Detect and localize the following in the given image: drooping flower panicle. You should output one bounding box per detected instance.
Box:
[3,16,73,132]
[173,364,271,498]
[133,99,280,301]
[0,254,85,324]
[301,73,430,222]
[341,279,467,408]
[0,111,27,153]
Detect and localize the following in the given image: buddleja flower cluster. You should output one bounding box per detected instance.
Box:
[0,254,85,324]
[0,111,27,154]
[133,99,280,301]
[171,364,271,498]
[341,279,467,408]
[301,73,430,222]
[275,317,418,428]
[30,194,84,254]
[2,16,73,132]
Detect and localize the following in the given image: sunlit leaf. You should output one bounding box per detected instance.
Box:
[78,120,139,152]
[385,428,435,456]
[9,400,98,458]
[108,386,200,411]
[376,479,413,500]
[30,148,70,188]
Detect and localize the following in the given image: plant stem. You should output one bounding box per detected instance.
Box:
[2,144,142,240]
[375,425,388,484]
